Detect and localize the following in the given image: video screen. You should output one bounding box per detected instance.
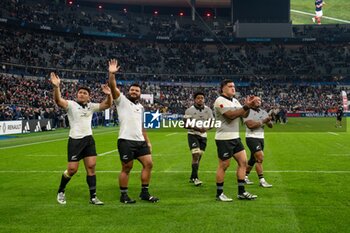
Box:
[291,0,350,24]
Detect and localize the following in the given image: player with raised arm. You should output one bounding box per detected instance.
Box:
[52,72,112,205]
[108,59,159,204]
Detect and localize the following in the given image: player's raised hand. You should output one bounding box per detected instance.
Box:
[244,95,257,108]
[108,59,120,74]
[101,84,111,95]
[50,72,60,88]
[253,96,262,108]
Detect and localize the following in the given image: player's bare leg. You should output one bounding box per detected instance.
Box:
[190,150,203,186]
[254,151,272,188]
[234,150,257,199]
[215,158,233,201]
[138,154,159,202]
[119,160,136,204]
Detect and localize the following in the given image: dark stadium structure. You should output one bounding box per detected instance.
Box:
[0,0,349,123]
[81,0,231,7]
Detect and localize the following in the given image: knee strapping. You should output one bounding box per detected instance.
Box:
[191,148,201,154]
[64,170,72,178]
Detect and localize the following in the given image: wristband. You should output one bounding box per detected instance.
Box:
[243,105,249,111]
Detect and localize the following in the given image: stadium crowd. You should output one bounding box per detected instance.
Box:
[0,0,348,126]
[0,73,343,126]
[0,0,228,37]
[1,26,349,80]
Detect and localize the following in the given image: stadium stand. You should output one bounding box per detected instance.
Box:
[0,0,349,124]
[0,73,343,123]
[1,26,349,78]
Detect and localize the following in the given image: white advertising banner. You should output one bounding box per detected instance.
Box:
[141,94,154,104]
[0,121,22,135]
[105,108,110,120]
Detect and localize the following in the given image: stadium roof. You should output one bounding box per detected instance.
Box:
[82,0,230,8]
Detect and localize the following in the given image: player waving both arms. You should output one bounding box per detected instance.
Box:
[52,72,113,205]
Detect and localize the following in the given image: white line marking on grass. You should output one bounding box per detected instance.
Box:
[327,132,339,136]
[291,9,350,23]
[152,152,183,157]
[24,149,118,157]
[97,151,177,157]
[1,170,350,174]
[328,154,350,156]
[99,149,118,156]
[0,138,66,150]
[156,170,350,174]
[25,154,63,157]
[22,151,172,158]
[166,133,178,136]
[0,131,115,150]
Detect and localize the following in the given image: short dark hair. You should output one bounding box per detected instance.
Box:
[77,86,91,95]
[129,83,141,90]
[220,79,233,93]
[193,91,205,99]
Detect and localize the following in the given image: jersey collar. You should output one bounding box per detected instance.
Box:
[251,107,261,112]
[77,101,88,108]
[126,95,139,104]
[220,94,233,101]
[194,103,204,111]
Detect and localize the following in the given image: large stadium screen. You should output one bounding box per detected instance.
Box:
[232,0,290,23]
[291,0,350,24]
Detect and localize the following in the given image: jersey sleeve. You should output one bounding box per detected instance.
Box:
[232,99,242,110]
[90,103,101,112]
[260,110,269,118]
[66,100,73,111]
[114,93,124,106]
[184,108,192,118]
[243,109,254,122]
[214,98,231,115]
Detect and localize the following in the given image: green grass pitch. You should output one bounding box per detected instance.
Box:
[0,117,349,233]
[291,0,350,24]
